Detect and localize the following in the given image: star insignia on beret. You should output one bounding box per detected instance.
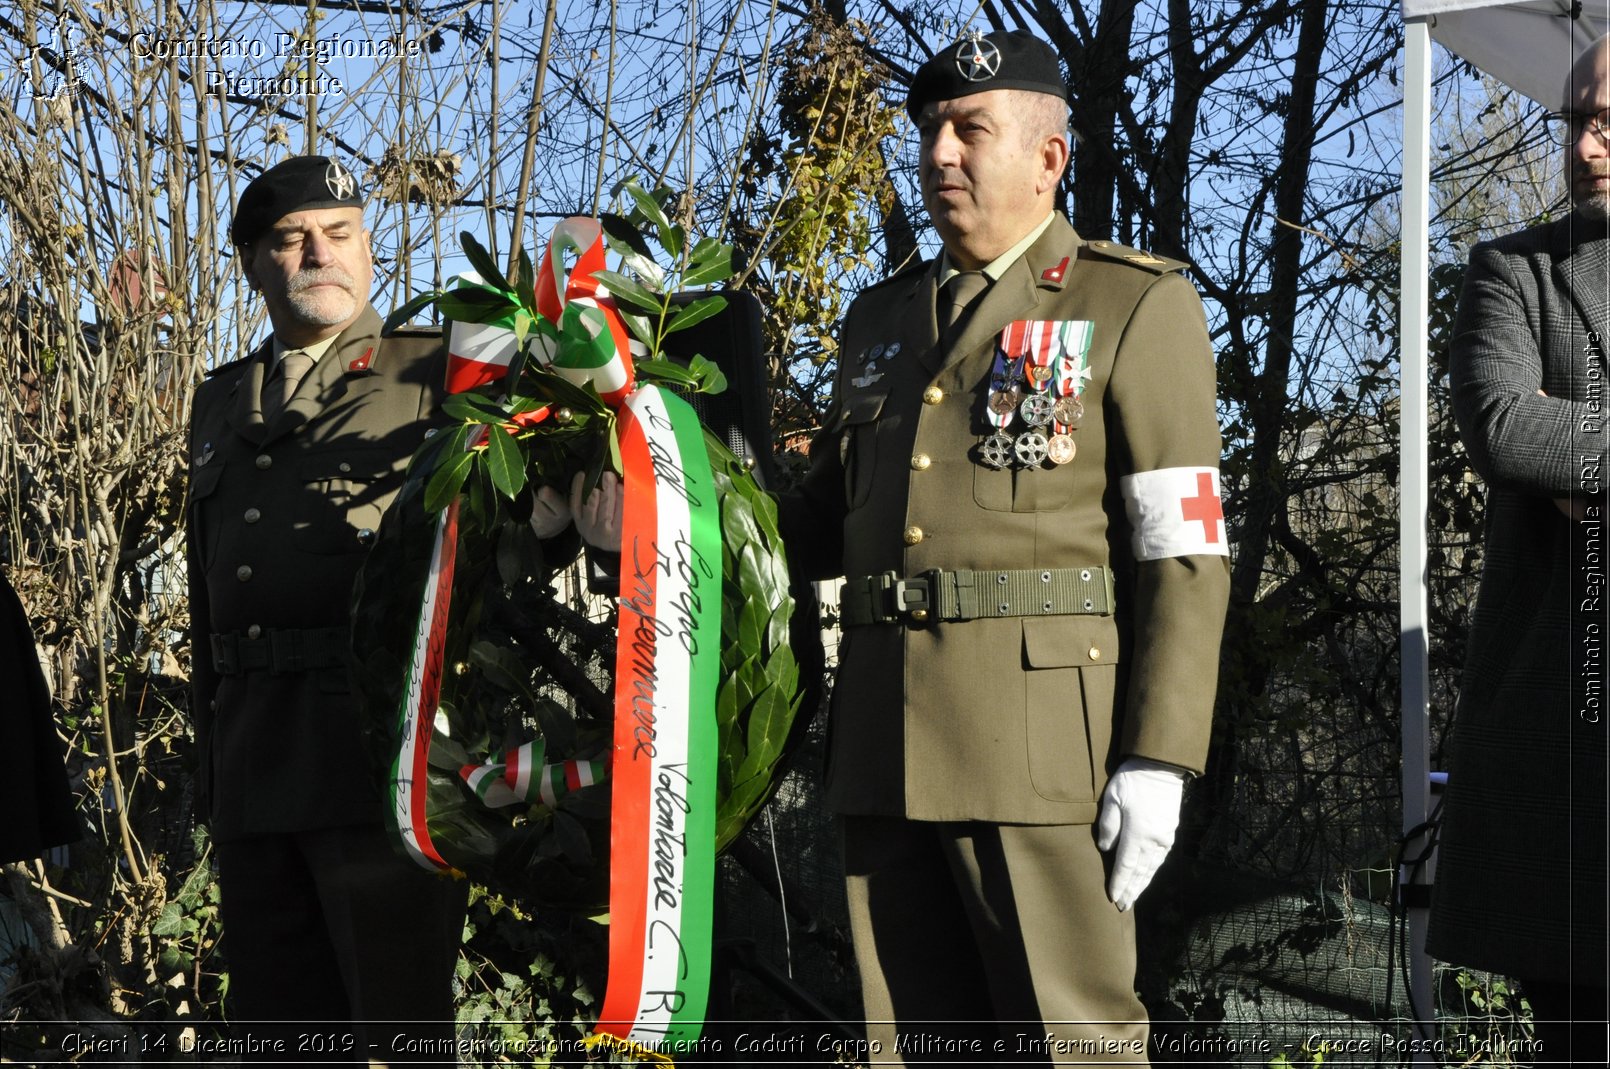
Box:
[324,160,357,200]
[955,32,1001,83]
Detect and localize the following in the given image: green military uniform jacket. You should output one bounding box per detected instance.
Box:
[784,216,1230,824]
[187,305,444,842]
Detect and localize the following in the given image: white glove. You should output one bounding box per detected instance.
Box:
[570,470,623,550]
[1095,757,1187,912]
[528,485,573,538]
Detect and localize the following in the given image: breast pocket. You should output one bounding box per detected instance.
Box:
[841,391,887,511]
[973,437,1082,513]
[293,447,402,555]
[187,461,226,570]
[1022,614,1120,803]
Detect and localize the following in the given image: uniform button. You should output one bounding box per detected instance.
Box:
[255,454,272,470]
[911,453,931,471]
[339,462,352,473]
[209,699,217,712]
[235,565,253,582]
[1088,646,1101,660]
[246,624,262,639]
[903,525,924,545]
[356,527,376,547]
[244,508,261,524]
[922,386,944,405]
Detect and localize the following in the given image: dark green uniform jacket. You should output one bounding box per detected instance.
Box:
[187,306,444,842]
[783,216,1230,825]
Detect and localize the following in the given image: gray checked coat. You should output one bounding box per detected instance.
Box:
[1429,213,1609,986]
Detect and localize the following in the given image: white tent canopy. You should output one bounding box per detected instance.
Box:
[1396,0,1604,1047]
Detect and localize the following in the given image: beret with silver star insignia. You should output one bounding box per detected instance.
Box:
[231,155,365,247]
[906,29,1067,119]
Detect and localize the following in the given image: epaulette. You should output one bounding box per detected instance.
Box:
[382,324,442,339]
[866,255,932,292]
[1080,239,1188,275]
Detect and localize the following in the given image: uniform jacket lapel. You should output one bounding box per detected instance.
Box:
[931,217,1083,374]
[228,338,273,447]
[262,306,381,444]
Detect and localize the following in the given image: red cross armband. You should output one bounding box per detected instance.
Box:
[1119,467,1229,561]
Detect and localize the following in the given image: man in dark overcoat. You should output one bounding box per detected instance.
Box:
[187,156,465,1058]
[1429,37,1610,1061]
[781,30,1230,1061]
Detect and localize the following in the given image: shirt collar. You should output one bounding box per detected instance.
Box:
[271,333,339,367]
[937,211,1058,288]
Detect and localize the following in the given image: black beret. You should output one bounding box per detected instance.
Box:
[906,30,1067,119]
[231,155,365,247]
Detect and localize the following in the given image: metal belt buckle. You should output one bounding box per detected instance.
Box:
[890,571,933,623]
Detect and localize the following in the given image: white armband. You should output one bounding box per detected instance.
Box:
[1120,467,1229,561]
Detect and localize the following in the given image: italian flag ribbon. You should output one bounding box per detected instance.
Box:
[460,742,609,809]
[588,383,720,1058]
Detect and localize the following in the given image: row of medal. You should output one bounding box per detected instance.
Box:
[980,319,1094,470]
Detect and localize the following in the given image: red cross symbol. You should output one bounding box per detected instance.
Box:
[1180,472,1223,543]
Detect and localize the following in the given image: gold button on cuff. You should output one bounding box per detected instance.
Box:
[244,508,261,523]
[911,453,932,471]
[236,565,253,582]
[255,454,272,470]
[922,386,944,405]
[1088,646,1101,660]
[903,525,924,545]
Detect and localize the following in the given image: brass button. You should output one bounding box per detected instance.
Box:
[911,453,931,471]
[903,525,924,545]
[246,624,262,639]
[356,527,376,547]
[1088,646,1101,660]
[339,461,352,474]
[922,385,944,405]
[255,454,272,470]
[236,565,253,582]
[244,508,261,524]
[910,608,929,622]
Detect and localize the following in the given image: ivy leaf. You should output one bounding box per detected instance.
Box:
[686,354,729,395]
[484,426,527,501]
[461,232,509,291]
[600,211,655,260]
[623,178,680,258]
[664,295,727,335]
[382,289,444,333]
[592,269,662,314]
[423,447,476,514]
[634,358,699,389]
[516,247,538,314]
[620,309,655,349]
[682,238,734,287]
[441,392,510,425]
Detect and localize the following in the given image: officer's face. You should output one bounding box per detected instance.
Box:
[918,90,1068,270]
[244,207,373,345]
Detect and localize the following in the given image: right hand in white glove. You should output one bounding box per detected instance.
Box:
[528,485,572,538]
[570,470,623,550]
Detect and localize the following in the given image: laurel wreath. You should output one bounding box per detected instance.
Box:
[351,180,802,907]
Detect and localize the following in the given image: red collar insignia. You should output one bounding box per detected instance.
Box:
[1041,257,1070,283]
[347,347,375,373]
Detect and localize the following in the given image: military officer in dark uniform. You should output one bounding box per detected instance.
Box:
[781,31,1230,1061]
[187,156,465,1059]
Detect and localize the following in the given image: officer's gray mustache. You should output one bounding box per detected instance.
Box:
[289,268,355,292]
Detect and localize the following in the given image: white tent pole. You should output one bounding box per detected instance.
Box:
[1399,14,1437,1058]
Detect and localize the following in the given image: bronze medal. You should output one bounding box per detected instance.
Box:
[1014,430,1050,467]
[1046,433,1077,465]
[1027,362,1054,384]
[1053,395,1085,425]
[980,433,1014,470]
[1019,392,1055,427]
[988,388,1022,417]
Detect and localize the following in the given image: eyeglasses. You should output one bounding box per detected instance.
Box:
[1549,109,1610,146]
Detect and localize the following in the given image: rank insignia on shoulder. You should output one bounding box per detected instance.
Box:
[347,347,375,373]
[1041,257,1070,283]
[1125,252,1166,267]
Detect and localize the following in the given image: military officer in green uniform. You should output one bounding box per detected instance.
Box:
[781,31,1230,1061]
[187,156,465,1058]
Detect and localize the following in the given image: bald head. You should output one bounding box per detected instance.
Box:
[1563,35,1610,220]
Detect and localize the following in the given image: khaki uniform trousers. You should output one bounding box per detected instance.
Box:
[844,815,1149,1066]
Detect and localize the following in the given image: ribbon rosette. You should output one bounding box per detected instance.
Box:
[385,215,744,1056]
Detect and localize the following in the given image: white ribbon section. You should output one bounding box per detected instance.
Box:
[1120,466,1230,561]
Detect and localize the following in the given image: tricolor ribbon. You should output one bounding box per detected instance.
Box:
[460,741,609,809]
[589,383,720,1057]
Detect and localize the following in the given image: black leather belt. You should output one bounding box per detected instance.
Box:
[840,566,1115,626]
[210,627,349,675]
